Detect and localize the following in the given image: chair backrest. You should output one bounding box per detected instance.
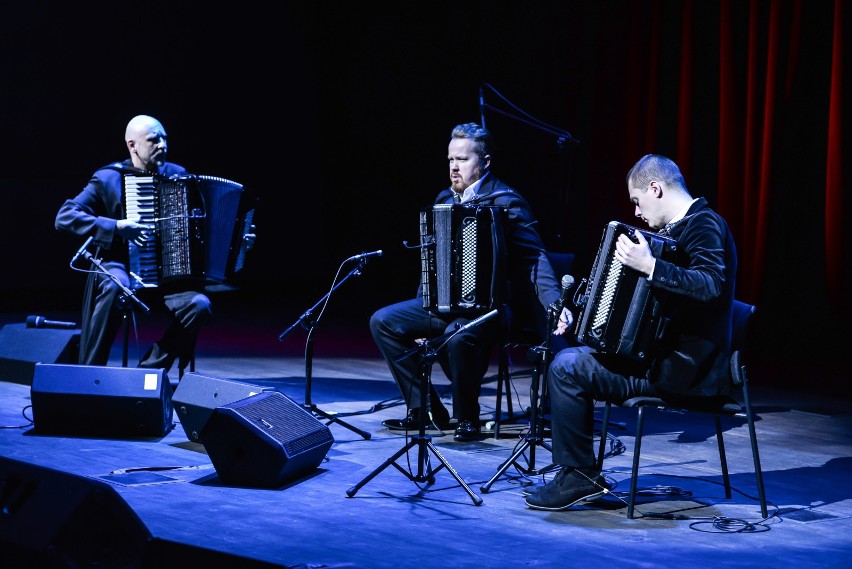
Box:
[731,299,756,353]
[730,299,756,389]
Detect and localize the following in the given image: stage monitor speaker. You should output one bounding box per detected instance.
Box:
[30,363,174,438]
[0,456,151,567]
[172,372,274,444]
[0,323,80,385]
[202,391,334,488]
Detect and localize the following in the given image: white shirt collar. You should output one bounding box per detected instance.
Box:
[668,198,699,225]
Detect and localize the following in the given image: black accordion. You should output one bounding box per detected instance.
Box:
[574,221,678,360]
[123,173,257,290]
[419,203,507,315]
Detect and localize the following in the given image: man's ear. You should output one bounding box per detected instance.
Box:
[649,180,663,197]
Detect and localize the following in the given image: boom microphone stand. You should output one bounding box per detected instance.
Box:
[480,303,559,493]
[346,310,499,506]
[278,254,380,441]
[71,241,151,367]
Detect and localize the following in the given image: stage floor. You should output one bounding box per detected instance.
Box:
[1,312,851,568]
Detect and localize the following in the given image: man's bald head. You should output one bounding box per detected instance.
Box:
[125,115,168,171]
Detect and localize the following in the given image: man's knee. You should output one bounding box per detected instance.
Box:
[192,294,212,321]
[369,308,390,341]
[174,293,212,328]
[549,349,595,383]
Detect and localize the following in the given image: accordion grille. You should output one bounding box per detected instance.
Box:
[591,255,623,331]
[460,217,478,303]
[157,178,194,280]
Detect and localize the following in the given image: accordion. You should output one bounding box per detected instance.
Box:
[123,173,257,290]
[574,221,678,360]
[419,203,507,315]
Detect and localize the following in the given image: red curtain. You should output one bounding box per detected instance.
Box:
[825,0,845,312]
[671,0,847,314]
[607,0,848,378]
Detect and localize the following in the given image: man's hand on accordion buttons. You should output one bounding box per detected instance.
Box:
[615,230,655,276]
[243,225,257,250]
[553,307,574,336]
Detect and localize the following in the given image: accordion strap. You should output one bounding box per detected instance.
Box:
[464,189,518,206]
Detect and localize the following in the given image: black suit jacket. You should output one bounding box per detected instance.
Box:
[649,197,738,397]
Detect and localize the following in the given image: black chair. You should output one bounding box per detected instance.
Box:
[596,299,768,519]
[491,252,575,438]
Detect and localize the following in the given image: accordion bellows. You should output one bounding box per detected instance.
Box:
[124,173,256,289]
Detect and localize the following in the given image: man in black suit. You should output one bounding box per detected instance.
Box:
[370,122,570,442]
[526,153,737,510]
[55,114,254,376]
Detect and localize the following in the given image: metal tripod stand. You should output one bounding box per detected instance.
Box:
[346,310,498,505]
[77,247,151,369]
[279,257,373,440]
[480,305,559,493]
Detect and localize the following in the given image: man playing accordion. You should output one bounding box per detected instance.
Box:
[55,115,256,378]
[370,122,570,442]
[526,154,737,511]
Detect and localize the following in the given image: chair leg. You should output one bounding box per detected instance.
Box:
[627,405,647,519]
[596,402,611,471]
[121,309,132,367]
[504,361,513,420]
[493,346,509,438]
[741,372,768,518]
[714,416,732,498]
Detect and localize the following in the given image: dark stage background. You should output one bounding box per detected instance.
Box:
[2,2,849,394]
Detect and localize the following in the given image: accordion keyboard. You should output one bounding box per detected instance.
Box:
[124,175,159,288]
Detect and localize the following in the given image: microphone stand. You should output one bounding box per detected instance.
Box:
[78,250,151,367]
[480,303,559,493]
[278,258,372,440]
[346,310,499,506]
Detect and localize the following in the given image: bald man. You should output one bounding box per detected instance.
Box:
[55,115,211,376]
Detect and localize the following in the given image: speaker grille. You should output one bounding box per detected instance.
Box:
[228,393,328,456]
[202,391,334,487]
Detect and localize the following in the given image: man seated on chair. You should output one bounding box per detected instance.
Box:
[525,154,738,511]
[54,114,256,377]
[370,122,573,442]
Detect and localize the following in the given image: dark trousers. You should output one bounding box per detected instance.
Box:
[79,262,211,374]
[369,298,505,422]
[547,347,657,468]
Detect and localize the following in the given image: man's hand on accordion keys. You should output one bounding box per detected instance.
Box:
[117,218,155,247]
[553,307,574,336]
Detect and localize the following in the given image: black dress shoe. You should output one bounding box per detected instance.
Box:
[453,419,481,441]
[382,408,451,431]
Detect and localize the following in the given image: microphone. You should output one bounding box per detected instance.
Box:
[458,308,499,333]
[348,250,383,261]
[555,274,575,314]
[26,315,77,330]
[71,236,94,263]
